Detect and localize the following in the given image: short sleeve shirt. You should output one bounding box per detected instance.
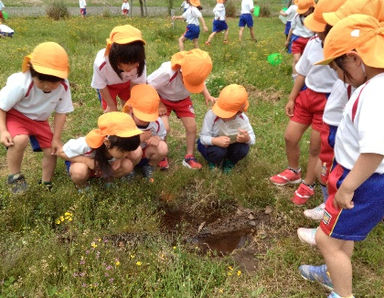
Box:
[62,137,95,158]
[241,0,254,14]
[182,6,202,26]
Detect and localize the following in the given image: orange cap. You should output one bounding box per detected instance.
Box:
[21,42,69,79]
[323,0,384,26]
[171,49,212,93]
[190,0,201,7]
[105,25,146,56]
[212,84,249,118]
[217,0,225,3]
[296,0,315,14]
[85,112,142,148]
[315,14,384,68]
[304,0,346,32]
[122,84,160,122]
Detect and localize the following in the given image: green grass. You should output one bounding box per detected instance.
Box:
[0,15,383,297]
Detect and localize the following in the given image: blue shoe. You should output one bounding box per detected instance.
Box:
[299,264,333,291]
[328,292,354,298]
[222,159,234,174]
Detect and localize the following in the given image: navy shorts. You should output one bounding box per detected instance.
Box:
[239,13,253,28]
[184,24,200,40]
[284,21,291,35]
[213,20,228,32]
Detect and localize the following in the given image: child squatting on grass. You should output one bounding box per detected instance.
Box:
[298,14,384,298]
[172,0,208,51]
[147,48,214,170]
[197,84,255,174]
[91,24,146,112]
[205,0,229,46]
[0,42,74,194]
[122,84,168,182]
[58,112,143,190]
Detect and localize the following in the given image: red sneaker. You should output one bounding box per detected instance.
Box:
[270,168,301,186]
[158,157,169,171]
[291,183,315,205]
[182,155,202,169]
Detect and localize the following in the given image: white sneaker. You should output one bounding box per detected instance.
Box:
[297,227,317,246]
[303,203,325,221]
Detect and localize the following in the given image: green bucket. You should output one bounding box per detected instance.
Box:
[2,11,8,20]
[253,5,260,17]
[267,53,282,66]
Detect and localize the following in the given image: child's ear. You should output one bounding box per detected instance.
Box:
[103,137,111,149]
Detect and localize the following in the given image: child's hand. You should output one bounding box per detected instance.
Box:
[236,129,250,143]
[159,102,168,117]
[213,136,231,148]
[0,130,14,147]
[111,158,123,171]
[205,95,216,106]
[334,186,355,210]
[51,138,63,155]
[140,130,152,142]
[285,99,295,117]
[285,40,289,48]
[105,104,118,113]
[146,135,160,147]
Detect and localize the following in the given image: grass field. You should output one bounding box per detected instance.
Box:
[0,14,383,297]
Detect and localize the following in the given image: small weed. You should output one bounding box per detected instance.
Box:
[46,0,69,20]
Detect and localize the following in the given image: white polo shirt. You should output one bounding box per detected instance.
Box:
[213,3,226,21]
[63,136,95,158]
[182,6,202,26]
[0,71,73,121]
[291,13,313,38]
[295,36,337,93]
[285,4,297,22]
[335,73,384,173]
[79,0,86,9]
[137,117,167,148]
[241,0,254,14]
[121,2,130,10]
[147,61,190,101]
[91,48,147,90]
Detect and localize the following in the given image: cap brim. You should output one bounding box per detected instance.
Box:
[116,128,143,138]
[297,7,310,14]
[304,14,326,33]
[323,12,340,26]
[116,37,146,45]
[212,105,237,118]
[33,64,68,79]
[183,81,205,93]
[132,108,158,122]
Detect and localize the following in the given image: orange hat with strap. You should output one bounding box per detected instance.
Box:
[105,25,146,56]
[323,0,384,26]
[171,49,212,93]
[190,0,201,7]
[122,84,160,122]
[86,112,142,148]
[316,14,384,68]
[22,42,69,79]
[212,84,249,118]
[304,0,346,32]
[296,0,315,14]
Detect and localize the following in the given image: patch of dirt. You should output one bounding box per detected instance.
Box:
[245,84,283,102]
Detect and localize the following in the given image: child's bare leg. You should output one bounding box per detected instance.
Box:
[146,141,168,165]
[127,146,143,167]
[41,147,57,182]
[249,27,256,41]
[302,129,321,185]
[112,158,135,177]
[69,163,91,187]
[193,38,199,48]
[284,120,309,170]
[7,134,29,175]
[238,26,245,41]
[316,228,354,296]
[178,35,186,51]
[181,117,197,156]
[223,29,229,41]
[206,32,216,43]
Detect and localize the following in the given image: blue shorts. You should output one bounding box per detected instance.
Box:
[239,14,253,28]
[213,20,228,32]
[184,24,200,40]
[284,21,291,35]
[320,162,384,241]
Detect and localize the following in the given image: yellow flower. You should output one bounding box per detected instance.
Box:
[173,246,177,250]
[91,242,97,248]
[55,219,61,225]
[237,270,242,276]
[115,261,120,266]
[68,218,73,222]
[227,272,232,276]
[228,266,233,271]
[64,212,72,216]
[130,254,135,259]
[60,216,64,222]
[136,261,142,266]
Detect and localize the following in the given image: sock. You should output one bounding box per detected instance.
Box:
[288,167,301,174]
[320,184,328,202]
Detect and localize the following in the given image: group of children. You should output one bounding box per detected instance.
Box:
[78,0,130,18]
[272,0,384,296]
[173,0,257,51]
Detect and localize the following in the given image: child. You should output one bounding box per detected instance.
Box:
[91,24,146,112]
[172,0,208,51]
[0,21,14,37]
[198,84,255,173]
[147,48,214,170]
[299,14,384,298]
[238,0,256,42]
[122,84,168,181]
[269,6,338,205]
[279,0,297,39]
[285,0,314,79]
[205,0,229,46]
[121,0,130,16]
[59,112,142,189]
[0,1,5,22]
[0,42,73,194]
[79,0,87,18]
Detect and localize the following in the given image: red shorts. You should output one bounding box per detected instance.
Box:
[291,37,310,55]
[291,88,328,132]
[160,97,195,118]
[122,9,129,14]
[99,81,131,110]
[6,109,53,149]
[319,123,335,184]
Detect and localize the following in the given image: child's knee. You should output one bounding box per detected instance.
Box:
[129,146,143,165]
[120,158,134,174]
[12,134,29,149]
[158,141,168,157]
[69,164,89,182]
